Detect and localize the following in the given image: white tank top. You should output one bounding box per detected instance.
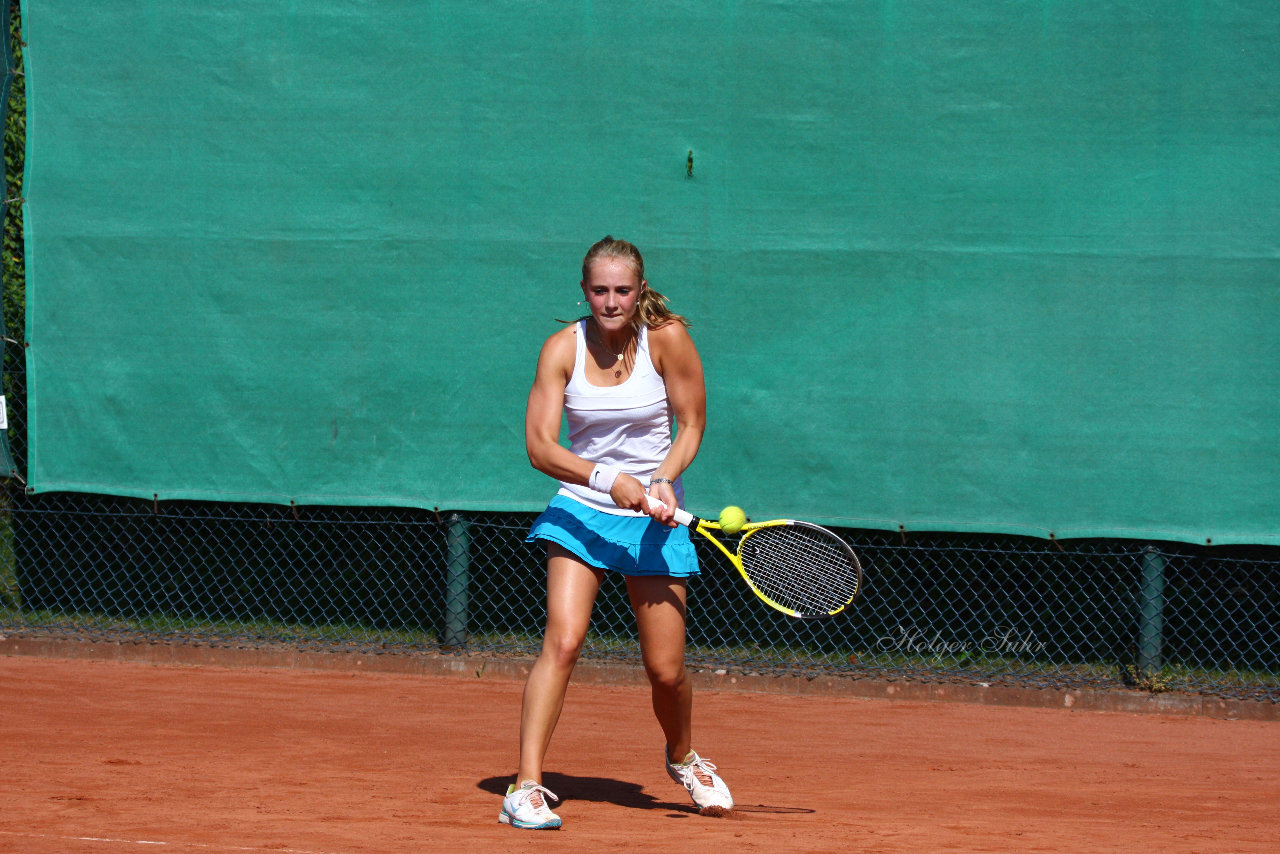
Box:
[556,320,682,515]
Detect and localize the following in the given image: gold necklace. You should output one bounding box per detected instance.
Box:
[590,327,632,363]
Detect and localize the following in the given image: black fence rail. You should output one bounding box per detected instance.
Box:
[2,489,1277,703]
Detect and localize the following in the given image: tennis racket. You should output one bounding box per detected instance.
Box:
[647,498,863,619]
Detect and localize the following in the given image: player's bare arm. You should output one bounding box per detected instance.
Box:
[525,327,587,485]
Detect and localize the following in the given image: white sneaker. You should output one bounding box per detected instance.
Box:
[665,749,734,814]
[498,780,562,829]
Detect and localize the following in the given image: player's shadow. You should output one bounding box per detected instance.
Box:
[479,772,692,814]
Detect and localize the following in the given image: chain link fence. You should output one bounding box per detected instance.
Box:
[2,357,1277,705]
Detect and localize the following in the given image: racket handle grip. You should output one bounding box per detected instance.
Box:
[643,495,695,527]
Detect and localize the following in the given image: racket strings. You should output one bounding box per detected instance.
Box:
[738,524,861,617]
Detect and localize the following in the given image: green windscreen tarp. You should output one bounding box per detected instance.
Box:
[21,1,1280,544]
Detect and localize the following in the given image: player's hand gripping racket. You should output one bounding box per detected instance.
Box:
[647,497,863,619]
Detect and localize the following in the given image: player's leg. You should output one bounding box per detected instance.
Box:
[503,546,602,829]
[517,544,604,784]
[625,573,693,758]
[627,573,734,814]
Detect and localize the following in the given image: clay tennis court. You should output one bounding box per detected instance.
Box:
[3,650,1277,854]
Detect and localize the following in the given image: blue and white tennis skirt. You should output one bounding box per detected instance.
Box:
[527,495,701,578]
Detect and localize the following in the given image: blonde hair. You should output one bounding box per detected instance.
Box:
[581,236,690,330]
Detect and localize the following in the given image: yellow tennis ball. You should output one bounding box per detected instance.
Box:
[718,505,747,534]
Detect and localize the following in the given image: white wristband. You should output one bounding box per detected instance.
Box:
[589,464,620,495]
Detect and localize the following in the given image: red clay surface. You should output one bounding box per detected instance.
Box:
[3,654,1277,854]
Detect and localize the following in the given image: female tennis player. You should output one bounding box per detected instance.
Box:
[500,236,733,830]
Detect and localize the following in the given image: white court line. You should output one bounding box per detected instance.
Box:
[0,830,336,854]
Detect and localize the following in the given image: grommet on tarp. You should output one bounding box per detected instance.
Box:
[898,524,907,546]
[433,506,443,525]
[1049,532,1065,552]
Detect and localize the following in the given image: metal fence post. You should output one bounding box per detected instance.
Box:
[1138,546,1166,672]
[444,512,471,648]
